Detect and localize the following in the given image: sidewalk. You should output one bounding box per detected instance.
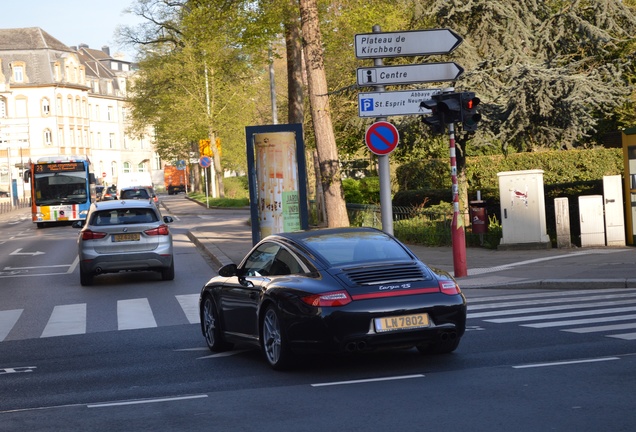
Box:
[163,197,636,290]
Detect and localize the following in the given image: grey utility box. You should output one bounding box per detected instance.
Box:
[497,169,551,249]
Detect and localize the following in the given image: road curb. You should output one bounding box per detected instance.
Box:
[186,231,235,269]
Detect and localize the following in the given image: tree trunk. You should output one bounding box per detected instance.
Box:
[298,0,349,228]
[285,13,304,125]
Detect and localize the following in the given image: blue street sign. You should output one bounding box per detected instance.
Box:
[365,121,400,155]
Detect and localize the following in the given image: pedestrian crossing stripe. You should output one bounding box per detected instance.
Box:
[467,288,636,341]
[0,294,201,342]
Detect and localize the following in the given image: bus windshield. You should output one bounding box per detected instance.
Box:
[34,171,89,205]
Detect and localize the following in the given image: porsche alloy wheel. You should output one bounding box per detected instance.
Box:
[261,305,293,370]
[202,296,231,352]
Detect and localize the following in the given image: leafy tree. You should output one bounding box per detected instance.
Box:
[407,0,636,152]
[120,0,273,194]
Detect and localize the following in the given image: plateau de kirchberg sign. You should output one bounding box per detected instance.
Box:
[357,62,464,87]
[354,29,463,59]
[358,89,443,118]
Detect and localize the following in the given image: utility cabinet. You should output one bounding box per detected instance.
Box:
[579,195,605,247]
[497,170,551,249]
[603,175,626,246]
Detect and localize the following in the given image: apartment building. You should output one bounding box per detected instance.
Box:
[0,27,158,197]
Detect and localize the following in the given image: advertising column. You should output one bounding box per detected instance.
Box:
[254,132,301,239]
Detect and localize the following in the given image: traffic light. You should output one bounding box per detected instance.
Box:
[460,92,481,132]
[436,92,462,124]
[420,98,444,134]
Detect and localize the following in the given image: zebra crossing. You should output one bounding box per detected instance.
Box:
[467,288,636,340]
[0,294,201,342]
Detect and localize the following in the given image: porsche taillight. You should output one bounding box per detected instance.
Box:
[301,290,352,307]
[144,224,170,236]
[81,230,107,240]
[439,280,461,295]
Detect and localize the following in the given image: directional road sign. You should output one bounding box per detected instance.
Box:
[365,121,399,155]
[355,29,463,59]
[357,62,464,86]
[358,89,442,118]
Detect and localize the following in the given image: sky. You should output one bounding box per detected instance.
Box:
[1,0,144,61]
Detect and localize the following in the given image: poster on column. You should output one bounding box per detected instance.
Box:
[254,132,300,238]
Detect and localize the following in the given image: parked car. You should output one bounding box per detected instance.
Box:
[100,185,118,201]
[0,189,9,198]
[73,199,174,286]
[95,185,104,201]
[119,186,155,201]
[198,227,467,370]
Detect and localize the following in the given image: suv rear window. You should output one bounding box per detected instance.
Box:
[91,208,158,226]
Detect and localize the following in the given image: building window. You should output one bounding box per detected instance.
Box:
[58,128,65,147]
[44,129,53,146]
[0,97,6,118]
[123,162,131,173]
[97,132,102,148]
[42,98,50,116]
[56,95,63,115]
[67,97,73,117]
[13,65,24,83]
[111,162,117,178]
[109,133,115,149]
[54,63,61,81]
[138,162,147,173]
[107,106,113,121]
[95,105,100,120]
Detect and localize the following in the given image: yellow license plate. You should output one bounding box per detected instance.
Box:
[374,313,430,333]
[113,233,140,242]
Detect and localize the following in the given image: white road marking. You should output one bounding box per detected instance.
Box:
[311,374,425,387]
[10,248,45,256]
[606,332,636,340]
[41,304,87,337]
[485,306,636,324]
[513,357,620,369]
[176,294,200,324]
[0,309,23,341]
[87,394,208,408]
[197,350,250,359]
[117,298,157,330]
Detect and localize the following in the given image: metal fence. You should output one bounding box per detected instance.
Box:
[345,203,503,248]
[0,199,30,215]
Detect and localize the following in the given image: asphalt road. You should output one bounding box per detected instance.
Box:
[0,196,634,431]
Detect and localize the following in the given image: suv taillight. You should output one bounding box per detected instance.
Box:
[144,224,170,236]
[82,230,107,240]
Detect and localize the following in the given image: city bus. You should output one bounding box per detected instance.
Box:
[24,156,96,228]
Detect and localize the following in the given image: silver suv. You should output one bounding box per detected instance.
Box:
[73,200,174,286]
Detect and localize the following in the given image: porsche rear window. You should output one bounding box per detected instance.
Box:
[304,232,411,266]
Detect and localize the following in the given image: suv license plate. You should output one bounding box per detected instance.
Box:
[374,313,430,333]
[113,233,141,242]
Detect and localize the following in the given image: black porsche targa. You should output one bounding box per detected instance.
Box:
[199,227,467,370]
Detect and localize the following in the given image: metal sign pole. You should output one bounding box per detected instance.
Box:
[448,122,467,277]
[370,24,394,236]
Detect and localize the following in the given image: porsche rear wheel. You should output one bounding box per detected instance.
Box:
[261,305,293,370]
[202,296,232,352]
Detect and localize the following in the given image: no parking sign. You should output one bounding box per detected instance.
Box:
[365,121,399,155]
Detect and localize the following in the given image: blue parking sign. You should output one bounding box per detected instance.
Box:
[360,98,374,112]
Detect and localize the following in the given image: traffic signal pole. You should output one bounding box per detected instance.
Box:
[448,122,467,277]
